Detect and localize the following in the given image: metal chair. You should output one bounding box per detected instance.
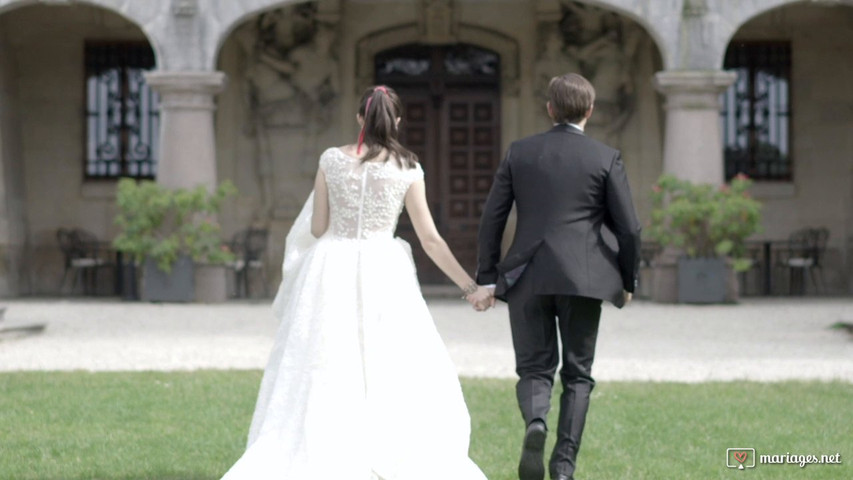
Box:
[778,227,830,295]
[808,227,830,292]
[56,228,112,295]
[229,228,270,298]
[639,241,662,268]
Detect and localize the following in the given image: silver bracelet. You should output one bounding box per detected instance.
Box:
[461,281,478,296]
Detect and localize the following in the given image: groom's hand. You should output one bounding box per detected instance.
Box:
[474,286,496,311]
[466,285,494,311]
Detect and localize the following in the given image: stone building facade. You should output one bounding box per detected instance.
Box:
[0,0,851,296]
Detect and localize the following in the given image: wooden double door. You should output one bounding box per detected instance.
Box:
[396,90,500,283]
[377,44,502,283]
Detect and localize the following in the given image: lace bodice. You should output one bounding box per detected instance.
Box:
[320,147,423,240]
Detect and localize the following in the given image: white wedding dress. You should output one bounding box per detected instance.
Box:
[221,147,487,480]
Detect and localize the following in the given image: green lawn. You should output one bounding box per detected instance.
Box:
[0,372,850,479]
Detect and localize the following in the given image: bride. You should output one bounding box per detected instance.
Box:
[221,85,492,480]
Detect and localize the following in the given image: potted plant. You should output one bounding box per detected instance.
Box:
[646,173,762,303]
[113,178,237,302]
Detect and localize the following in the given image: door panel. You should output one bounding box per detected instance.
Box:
[395,89,501,284]
[396,92,445,283]
[440,92,501,278]
[377,44,501,284]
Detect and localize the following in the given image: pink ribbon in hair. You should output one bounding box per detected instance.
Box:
[357,86,389,154]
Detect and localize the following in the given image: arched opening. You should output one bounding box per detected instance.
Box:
[0,3,158,295]
[722,1,853,294]
[534,2,665,248]
[572,0,672,69]
[213,0,666,289]
[215,1,338,292]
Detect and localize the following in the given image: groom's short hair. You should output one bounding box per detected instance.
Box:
[548,73,595,124]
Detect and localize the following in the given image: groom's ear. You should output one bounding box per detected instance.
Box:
[546,101,555,121]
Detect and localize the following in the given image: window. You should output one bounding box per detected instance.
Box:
[85,42,158,179]
[375,44,500,87]
[721,42,791,181]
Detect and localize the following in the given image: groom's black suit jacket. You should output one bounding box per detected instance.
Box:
[476,124,642,308]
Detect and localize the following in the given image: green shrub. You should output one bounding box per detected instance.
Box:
[647,173,762,272]
[113,179,238,272]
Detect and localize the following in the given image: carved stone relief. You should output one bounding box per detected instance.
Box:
[421,0,456,44]
[234,2,340,220]
[171,0,198,17]
[535,1,643,147]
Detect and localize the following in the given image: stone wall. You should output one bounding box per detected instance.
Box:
[0,0,851,296]
[213,0,665,288]
[0,21,27,295]
[2,5,150,294]
[733,3,853,293]
[215,2,348,289]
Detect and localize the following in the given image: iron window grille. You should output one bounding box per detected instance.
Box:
[375,44,500,88]
[85,42,159,179]
[721,42,792,182]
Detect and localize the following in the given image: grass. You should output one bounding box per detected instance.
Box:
[0,372,850,479]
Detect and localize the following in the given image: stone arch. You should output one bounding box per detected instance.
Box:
[568,0,676,70]
[355,23,520,96]
[0,0,166,295]
[715,0,853,294]
[212,0,312,69]
[354,22,521,151]
[0,0,164,68]
[717,0,853,68]
[210,0,676,71]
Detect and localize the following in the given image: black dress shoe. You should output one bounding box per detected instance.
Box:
[518,420,547,480]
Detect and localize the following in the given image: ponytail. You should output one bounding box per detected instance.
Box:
[356,85,418,169]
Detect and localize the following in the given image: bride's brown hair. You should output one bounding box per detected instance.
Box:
[357,85,418,169]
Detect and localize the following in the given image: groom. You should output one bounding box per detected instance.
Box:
[475,73,641,480]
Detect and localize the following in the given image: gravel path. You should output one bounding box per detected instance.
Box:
[1,297,851,382]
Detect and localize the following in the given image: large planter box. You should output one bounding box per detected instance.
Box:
[651,259,678,303]
[142,255,194,302]
[650,255,740,304]
[194,264,228,303]
[677,257,727,304]
[120,261,139,301]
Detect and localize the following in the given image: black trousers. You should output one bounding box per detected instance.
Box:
[506,272,602,478]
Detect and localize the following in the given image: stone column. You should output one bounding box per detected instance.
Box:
[654,70,736,185]
[144,71,227,189]
[144,71,228,302]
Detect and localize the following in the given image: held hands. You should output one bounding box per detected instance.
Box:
[466,287,631,309]
[465,285,495,312]
[465,286,630,309]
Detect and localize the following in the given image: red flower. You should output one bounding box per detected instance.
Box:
[734,172,749,181]
[652,185,662,193]
[719,184,731,192]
